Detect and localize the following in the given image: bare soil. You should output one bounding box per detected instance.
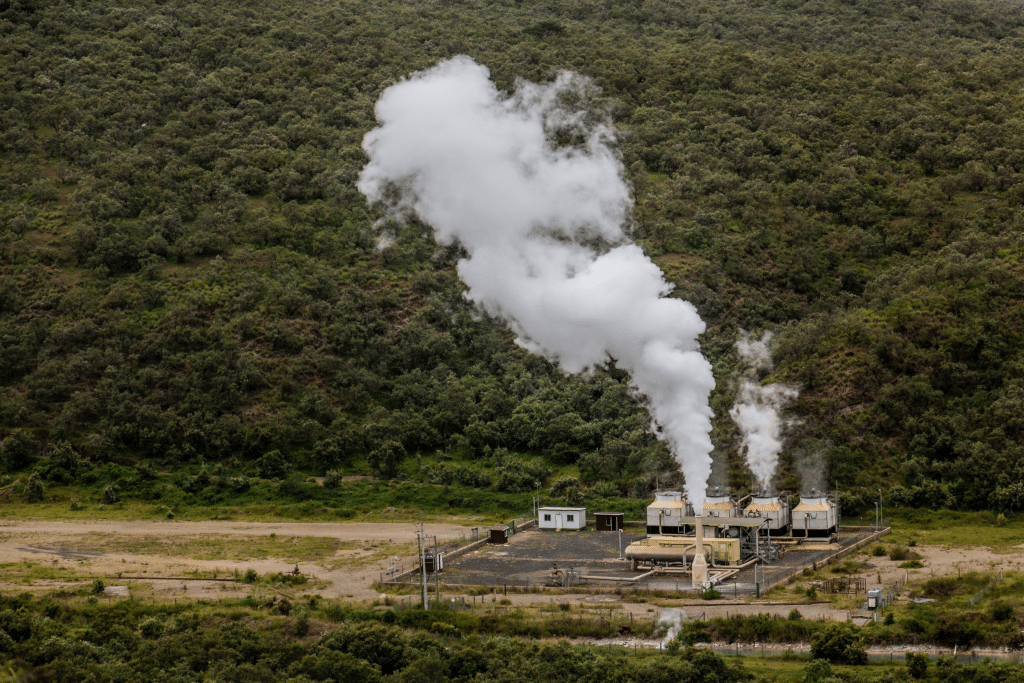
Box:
[3,518,1022,616]
[0,519,471,600]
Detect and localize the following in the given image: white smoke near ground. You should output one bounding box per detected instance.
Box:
[357,56,716,511]
[658,607,684,645]
[729,331,798,492]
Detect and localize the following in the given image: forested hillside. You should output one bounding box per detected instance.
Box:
[2,0,1024,515]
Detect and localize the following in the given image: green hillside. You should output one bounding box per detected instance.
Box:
[2,0,1024,516]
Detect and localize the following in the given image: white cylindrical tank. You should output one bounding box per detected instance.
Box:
[743,495,790,535]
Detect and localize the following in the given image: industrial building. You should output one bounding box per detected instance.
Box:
[792,490,838,538]
[645,491,690,535]
[538,506,586,530]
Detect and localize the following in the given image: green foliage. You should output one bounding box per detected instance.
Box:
[2,0,1024,512]
[809,623,868,665]
[91,579,105,594]
[24,471,44,502]
[906,652,928,679]
[256,451,293,480]
[801,659,834,683]
[0,430,37,473]
[101,484,120,504]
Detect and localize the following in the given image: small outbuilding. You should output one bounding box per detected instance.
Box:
[489,526,509,544]
[538,507,586,530]
[594,512,624,531]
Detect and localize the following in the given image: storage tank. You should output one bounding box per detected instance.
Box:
[792,489,838,538]
[743,494,790,536]
[624,534,741,568]
[703,487,738,519]
[646,491,689,535]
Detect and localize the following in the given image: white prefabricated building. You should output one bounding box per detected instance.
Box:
[538,507,587,530]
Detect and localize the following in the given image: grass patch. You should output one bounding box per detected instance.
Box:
[878,509,1024,552]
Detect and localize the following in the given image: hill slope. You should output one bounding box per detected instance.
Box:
[1,0,1024,515]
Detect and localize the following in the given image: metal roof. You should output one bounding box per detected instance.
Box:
[538,506,586,511]
[647,499,686,509]
[744,500,786,513]
[793,499,833,512]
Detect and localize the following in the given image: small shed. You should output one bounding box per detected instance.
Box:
[424,553,444,572]
[538,507,586,530]
[594,512,624,531]
[489,526,509,544]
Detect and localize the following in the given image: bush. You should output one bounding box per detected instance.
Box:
[788,609,803,621]
[701,589,722,600]
[24,472,44,502]
[810,623,868,665]
[906,652,928,679]
[872,545,887,557]
[139,617,163,638]
[256,450,293,479]
[243,569,259,583]
[801,658,834,683]
[888,546,910,561]
[230,476,251,493]
[91,580,105,594]
[324,469,342,489]
[991,603,1014,622]
[101,484,120,504]
[899,560,924,568]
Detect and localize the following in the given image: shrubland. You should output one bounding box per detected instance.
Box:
[2,0,1024,516]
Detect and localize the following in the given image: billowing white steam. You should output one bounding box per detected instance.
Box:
[357,57,716,510]
[729,331,798,491]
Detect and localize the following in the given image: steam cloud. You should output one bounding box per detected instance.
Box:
[357,57,716,510]
[729,331,798,492]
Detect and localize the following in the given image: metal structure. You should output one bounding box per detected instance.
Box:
[489,526,509,544]
[743,494,791,536]
[546,563,579,587]
[792,489,839,539]
[645,491,690,535]
[704,487,740,519]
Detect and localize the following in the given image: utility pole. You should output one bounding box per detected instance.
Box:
[433,535,440,604]
[419,518,428,609]
[618,528,623,560]
[878,488,883,529]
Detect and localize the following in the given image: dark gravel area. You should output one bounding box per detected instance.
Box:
[442,528,645,587]
[436,527,879,592]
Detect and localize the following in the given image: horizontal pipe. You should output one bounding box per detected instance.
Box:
[579,568,660,583]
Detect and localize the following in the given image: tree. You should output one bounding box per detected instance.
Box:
[256,450,293,479]
[810,623,867,665]
[368,440,406,479]
[1,430,38,473]
[24,472,45,502]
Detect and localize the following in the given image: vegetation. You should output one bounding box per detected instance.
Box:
[2,590,1023,682]
[3,0,1024,517]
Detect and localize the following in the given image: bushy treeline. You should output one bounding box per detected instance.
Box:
[2,0,1024,509]
[2,594,1023,682]
[0,593,749,683]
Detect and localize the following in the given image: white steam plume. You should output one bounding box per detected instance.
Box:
[357,57,716,510]
[729,331,798,492]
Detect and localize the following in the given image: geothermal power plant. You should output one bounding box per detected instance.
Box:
[625,486,839,589]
